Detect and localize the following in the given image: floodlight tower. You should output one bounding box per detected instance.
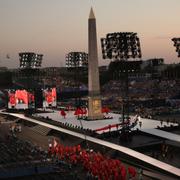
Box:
[66,52,89,148]
[66,52,88,68]
[66,52,88,107]
[172,38,180,58]
[16,52,43,89]
[19,52,43,69]
[13,52,43,113]
[101,32,142,136]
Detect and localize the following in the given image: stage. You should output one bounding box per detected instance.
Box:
[34,109,178,135]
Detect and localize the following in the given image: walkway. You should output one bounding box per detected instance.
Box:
[1,111,180,178]
[142,128,180,143]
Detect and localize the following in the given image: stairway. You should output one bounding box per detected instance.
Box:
[31,125,51,136]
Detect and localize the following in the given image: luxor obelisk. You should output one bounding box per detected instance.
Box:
[88,8,103,120]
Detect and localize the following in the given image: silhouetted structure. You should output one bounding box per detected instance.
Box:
[101,32,142,137]
[65,52,88,107]
[19,52,43,69]
[66,52,88,68]
[101,32,141,60]
[172,38,180,57]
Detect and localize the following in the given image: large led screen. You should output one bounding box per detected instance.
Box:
[8,89,35,109]
[43,88,57,108]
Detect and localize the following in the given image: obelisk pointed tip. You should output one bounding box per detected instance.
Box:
[89,7,95,19]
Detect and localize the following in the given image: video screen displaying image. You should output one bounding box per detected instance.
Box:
[8,89,35,109]
[43,88,57,108]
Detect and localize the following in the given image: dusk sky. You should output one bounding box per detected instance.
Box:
[0,0,179,68]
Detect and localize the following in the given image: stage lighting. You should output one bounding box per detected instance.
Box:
[65,52,88,108]
[65,52,88,68]
[172,38,180,57]
[101,32,142,134]
[19,52,43,68]
[101,32,142,61]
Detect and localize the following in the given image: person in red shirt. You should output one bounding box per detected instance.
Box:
[60,110,66,118]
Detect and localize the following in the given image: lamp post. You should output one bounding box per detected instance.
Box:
[101,32,142,139]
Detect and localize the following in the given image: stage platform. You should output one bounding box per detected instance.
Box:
[34,110,178,134]
[142,128,180,143]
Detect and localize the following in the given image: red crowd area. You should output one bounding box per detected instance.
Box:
[49,140,136,180]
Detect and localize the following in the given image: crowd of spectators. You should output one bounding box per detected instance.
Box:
[0,123,85,179]
[0,136,47,167]
[102,79,180,100]
[0,119,140,180]
[102,79,180,120]
[49,140,137,180]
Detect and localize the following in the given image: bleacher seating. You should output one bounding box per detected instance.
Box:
[0,135,86,179]
[31,125,51,136]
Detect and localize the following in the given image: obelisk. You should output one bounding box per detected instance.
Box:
[88,8,103,120]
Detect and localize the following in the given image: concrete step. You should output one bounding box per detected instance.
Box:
[31,125,51,136]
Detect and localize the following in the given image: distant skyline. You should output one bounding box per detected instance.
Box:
[0,0,179,68]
